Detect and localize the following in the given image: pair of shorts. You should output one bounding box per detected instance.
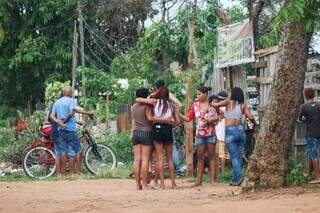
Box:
[132,130,153,146]
[58,130,82,158]
[195,135,217,146]
[152,123,173,144]
[306,138,319,159]
[54,137,66,160]
[218,140,230,159]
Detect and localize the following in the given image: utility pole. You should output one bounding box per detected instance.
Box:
[185,0,197,177]
[77,0,86,96]
[71,22,78,94]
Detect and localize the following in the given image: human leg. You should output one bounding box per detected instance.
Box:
[225,128,242,184]
[307,138,320,182]
[154,141,165,189]
[207,141,217,185]
[133,144,142,189]
[195,138,206,186]
[164,143,177,189]
[141,144,152,187]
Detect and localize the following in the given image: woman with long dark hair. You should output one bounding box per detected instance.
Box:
[211,87,257,186]
[180,86,220,186]
[136,86,180,189]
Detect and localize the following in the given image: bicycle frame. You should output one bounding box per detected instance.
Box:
[80,117,103,160]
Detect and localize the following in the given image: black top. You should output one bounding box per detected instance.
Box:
[298,101,320,138]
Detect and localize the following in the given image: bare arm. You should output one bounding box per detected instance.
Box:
[243,104,257,125]
[173,106,181,126]
[73,107,94,116]
[211,100,229,108]
[179,113,191,122]
[136,98,157,106]
[297,105,305,122]
[50,112,65,127]
[145,107,175,124]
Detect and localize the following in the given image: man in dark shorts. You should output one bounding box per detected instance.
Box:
[298,87,320,184]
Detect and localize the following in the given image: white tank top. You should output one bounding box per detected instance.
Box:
[154,99,173,118]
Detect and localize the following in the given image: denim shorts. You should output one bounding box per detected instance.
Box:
[59,130,82,158]
[195,135,217,145]
[306,138,319,159]
[54,137,67,160]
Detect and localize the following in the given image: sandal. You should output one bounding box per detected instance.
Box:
[308,179,320,184]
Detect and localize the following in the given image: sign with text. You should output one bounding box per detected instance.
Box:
[217,20,255,68]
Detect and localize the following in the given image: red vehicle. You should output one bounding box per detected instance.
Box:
[22,116,117,179]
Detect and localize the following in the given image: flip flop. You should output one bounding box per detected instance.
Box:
[308,179,320,184]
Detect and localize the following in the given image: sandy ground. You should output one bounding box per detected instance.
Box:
[0,179,320,213]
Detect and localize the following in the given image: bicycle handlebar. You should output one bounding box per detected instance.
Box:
[80,114,96,129]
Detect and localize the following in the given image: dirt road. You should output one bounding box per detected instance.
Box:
[0,179,319,213]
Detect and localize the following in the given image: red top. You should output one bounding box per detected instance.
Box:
[186,102,217,137]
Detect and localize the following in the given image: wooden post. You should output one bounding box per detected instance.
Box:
[77,0,86,95]
[71,22,78,93]
[117,104,130,133]
[225,66,232,95]
[105,92,110,130]
[185,1,196,176]
[185,74,194,177]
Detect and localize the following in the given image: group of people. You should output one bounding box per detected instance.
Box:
[131,79,258,190]
[47,86,93,176]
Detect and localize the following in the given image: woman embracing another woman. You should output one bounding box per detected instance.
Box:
[136,86,180,190]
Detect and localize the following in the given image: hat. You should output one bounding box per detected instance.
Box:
[217,90,228,100]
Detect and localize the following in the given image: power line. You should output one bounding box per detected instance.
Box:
[83,20,120,54]
[83,35,114,61]
[77,45,111,70]
[78,42,112,70]
[83,36,112,68]
[7,19,74,34]
[83,20,131,56]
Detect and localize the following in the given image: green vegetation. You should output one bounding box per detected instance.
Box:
[286,156,307,186]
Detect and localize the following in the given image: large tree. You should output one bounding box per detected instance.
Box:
[0,0,77,108]
[0,0,154,110]
[242,0,320,190]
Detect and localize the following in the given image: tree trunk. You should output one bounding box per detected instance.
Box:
[242,19,313,190]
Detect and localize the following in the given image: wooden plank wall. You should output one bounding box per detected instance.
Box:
[231,65,247,94]
[257,52,278,109]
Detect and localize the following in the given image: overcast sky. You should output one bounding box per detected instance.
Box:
[147,0,319,52]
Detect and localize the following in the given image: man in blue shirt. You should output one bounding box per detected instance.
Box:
[50,86,93,175]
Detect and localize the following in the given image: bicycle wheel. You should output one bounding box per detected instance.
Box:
[84,143,117,175]
[177,144,186,165]
[23,146,56,179]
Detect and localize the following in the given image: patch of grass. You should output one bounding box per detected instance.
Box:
[185,169,232,184]
[0,171,33,182]
[0,164,133,182]
[218,170,232,183]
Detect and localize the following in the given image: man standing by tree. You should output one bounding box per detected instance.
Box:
[298,87,320,184]
[50,86,93,175]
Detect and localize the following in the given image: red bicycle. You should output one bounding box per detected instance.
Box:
[22,116,117,179]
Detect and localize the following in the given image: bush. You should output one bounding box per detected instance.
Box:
[97,132,133,164]
[0,127,28,165]
[0,111,46,166]
[286,156,307,185]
